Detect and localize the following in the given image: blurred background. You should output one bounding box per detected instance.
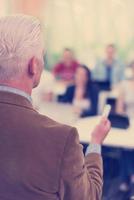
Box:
[1,1,134,199]
[1,0,134,68]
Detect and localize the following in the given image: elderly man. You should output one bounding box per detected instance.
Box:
[0,15,110,200]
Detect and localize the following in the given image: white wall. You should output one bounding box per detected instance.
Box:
[1,0,134,67]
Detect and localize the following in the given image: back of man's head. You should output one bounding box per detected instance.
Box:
[0,14,44,81]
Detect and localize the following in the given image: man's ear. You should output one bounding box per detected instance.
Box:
[28,57,38,76]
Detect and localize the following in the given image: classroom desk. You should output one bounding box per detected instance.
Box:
[38,102,77,125]
[38,102,134,149]
[74,116,134,149]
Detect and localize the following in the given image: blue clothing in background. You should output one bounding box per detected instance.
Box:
[58,84,99,117]
[92,59,125,86]
[120,150,134,183]
[106,65,112,84]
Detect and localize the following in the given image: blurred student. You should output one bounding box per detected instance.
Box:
[53,48,79,83]
[92,44,124,87]
[116,61,134,198]
[58,65,99,117]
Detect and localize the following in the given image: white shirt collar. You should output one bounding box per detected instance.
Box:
[0,85,32,103]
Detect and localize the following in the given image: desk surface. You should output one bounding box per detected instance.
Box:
[74,116,134,149]
[38,102,77,125]
[38,102,134,149]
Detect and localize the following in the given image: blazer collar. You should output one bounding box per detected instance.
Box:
[0,91,36,112]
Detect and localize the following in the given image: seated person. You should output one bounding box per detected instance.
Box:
[116,61,134,197]
[58,64,99,118]
[53,48,79,84]
[92,44,125,88]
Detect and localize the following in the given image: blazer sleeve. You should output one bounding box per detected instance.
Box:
[60,127,103,200]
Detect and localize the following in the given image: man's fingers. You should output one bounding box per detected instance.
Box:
[100,117,108,125]
[99,117,111,133]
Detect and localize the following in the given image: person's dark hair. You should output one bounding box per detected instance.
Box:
[79,64,92,85]
[78,64,92,98]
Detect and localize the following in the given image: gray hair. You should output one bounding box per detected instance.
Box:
[0,14,44,80]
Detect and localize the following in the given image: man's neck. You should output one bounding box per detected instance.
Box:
[0,80,32,96]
